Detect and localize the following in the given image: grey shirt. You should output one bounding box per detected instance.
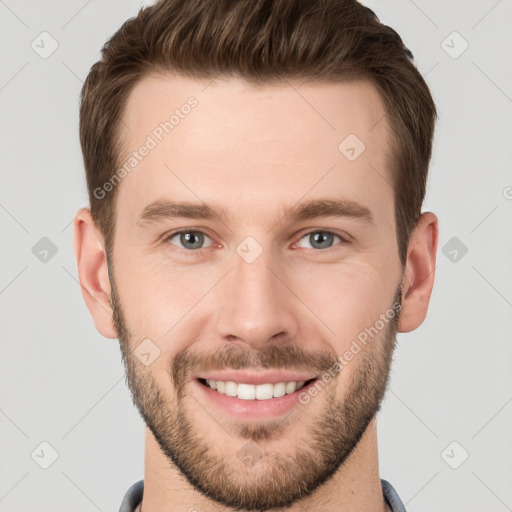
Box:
[119,478,407,511]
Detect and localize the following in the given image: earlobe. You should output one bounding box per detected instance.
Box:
[73,207,118,339]
[398,212,439,333]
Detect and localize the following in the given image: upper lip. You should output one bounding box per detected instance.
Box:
[195,371,318,385]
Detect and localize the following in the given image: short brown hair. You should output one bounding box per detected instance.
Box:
[79,0,437,267]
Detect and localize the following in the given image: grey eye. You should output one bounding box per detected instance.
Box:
[168,231,212,250]
[297,231,342,250]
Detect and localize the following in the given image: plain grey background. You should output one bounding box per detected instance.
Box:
[1,1,511,511]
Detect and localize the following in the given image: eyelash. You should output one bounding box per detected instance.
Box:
[163,229,348,255]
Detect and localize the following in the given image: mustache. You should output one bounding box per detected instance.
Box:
[172,342,338,388]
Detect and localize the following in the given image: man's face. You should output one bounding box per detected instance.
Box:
[109,74,404,510]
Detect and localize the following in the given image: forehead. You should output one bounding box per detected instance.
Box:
[116,72,394,229]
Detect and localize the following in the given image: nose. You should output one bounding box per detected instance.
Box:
[214,246,299,351]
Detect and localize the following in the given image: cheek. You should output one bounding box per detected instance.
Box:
[114,255,218,340]
[291,261,395,350]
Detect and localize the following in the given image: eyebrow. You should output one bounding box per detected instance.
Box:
[136,198,374,227]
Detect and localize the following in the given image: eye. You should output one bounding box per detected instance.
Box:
[163,229,346,253]
[165,230,213,251]
[295,230,344,250]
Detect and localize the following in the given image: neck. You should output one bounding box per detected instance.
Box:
[140,417,390,512]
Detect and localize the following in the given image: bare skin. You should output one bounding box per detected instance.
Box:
[74,74,438,512]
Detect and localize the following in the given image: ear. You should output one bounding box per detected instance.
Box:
[73,207,117,339]
[398,211,439,333]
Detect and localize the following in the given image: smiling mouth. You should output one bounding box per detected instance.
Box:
[197,377,317,401]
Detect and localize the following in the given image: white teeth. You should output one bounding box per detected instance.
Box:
[255,383,274,400]
[272,382,286,398]
[285,381,297,394]
[225,381,237,397]
[203,379,311,400]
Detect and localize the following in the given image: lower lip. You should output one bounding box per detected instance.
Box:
[192,378,318,419]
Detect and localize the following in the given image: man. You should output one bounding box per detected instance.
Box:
[73,0,438,510]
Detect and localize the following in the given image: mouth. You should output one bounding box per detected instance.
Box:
[197,377,317,401]
[192,376,320,418]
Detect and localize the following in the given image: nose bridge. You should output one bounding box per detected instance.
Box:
[215,240,297,348]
